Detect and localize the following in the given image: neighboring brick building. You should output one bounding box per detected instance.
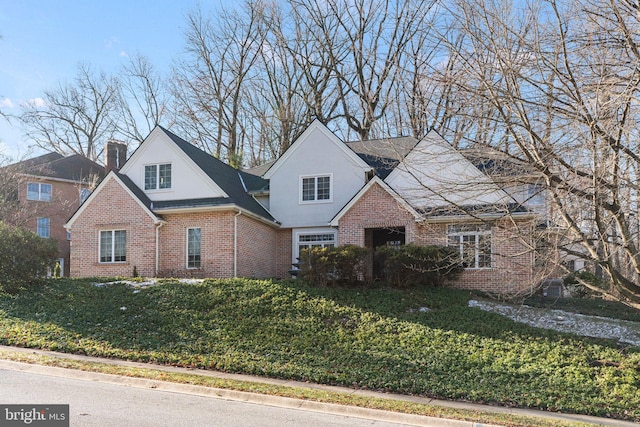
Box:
[66,122,544,295]
[5,152,105,276]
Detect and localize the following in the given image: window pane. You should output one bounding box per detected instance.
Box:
[37,217,50,238]
[159,164,172,189]
[461,235,476,267]
[40,184,52,201]
[302,177,315,201]
[113,230,126,262]
[144,165,157,190]
[27,183,41,201]
[187,228,201,268]
[317,176,330,200]
[100,231,112,263]
[478,234,491,268]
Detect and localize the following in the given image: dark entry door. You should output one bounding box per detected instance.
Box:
[371,227,405,279]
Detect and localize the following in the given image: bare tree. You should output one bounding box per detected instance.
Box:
[19,63,119,161]
[293,0,438,140]
[116,53,173,144]
[444,0,640,305]
[173,2,266,167]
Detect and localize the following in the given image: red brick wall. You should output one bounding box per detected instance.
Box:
[236,214,278,278]
[336,181,537,295]
[18,177,89,277]
[156,211,235,278]
[338,182,419,246]
[274,229,293,279]
[69,176,157,277]
[418,219,536,295]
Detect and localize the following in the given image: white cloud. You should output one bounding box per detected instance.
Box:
[0,98,15,109]
[28,97,46,108]
[119,50,129,57]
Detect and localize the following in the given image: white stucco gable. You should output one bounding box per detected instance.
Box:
[119,127,227,201]
[264,120,373,228]
[385,130,511,209]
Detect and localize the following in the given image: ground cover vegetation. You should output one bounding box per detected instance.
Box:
[0,222,58,294]
[0,278,638,422]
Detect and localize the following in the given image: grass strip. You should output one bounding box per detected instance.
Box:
[0,349,600,427]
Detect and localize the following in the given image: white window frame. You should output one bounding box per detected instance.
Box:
[144,163,172,191]
[293,229,337,264]
[447,224,492,269]
[299,174,332,204]
[36,217,50,238]
[99,230,127,263]
[186,227,202,269]
[27,182,52,202]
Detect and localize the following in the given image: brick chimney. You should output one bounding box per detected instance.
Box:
[105,140,128,173]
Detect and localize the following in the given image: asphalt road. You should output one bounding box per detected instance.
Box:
[0,368,416,427]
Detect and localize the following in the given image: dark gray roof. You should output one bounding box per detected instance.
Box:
[157,126,276,223]
[116,173,155,213]
[346,136,418,179]
[243,136,418,181]
[461,147,536,177]
[9,152,105,183]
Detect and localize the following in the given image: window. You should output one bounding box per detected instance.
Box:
[447,224,491,269]
[27,183,52,201]
[526,184,545,206]
[80,188,91,204]
[300,175,331,203]
[36,217,50,238]
[100,230,126,263]
[187,227,201,269]
[296,232,336,262]
[144,163,172,190]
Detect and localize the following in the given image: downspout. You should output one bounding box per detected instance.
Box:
[155,222,165,276]
[234,211,242,278]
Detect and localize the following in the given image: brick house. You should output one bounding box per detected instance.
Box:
[5,152,105,276]
[66,121,542,294]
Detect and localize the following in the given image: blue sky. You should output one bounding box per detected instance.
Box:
[0,0,225,159]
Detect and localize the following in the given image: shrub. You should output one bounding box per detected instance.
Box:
[0,222,59,293]
[298,245,368,286]
[375,243,463,288]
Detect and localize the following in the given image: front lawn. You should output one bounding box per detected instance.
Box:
[0,278,638,421]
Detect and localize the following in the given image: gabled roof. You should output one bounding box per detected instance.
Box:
[345,136,418,179]
[7,152,105,183]
[263,120,372,179]
[461,147,537,178]
[152,126,277,224]
[329,176,422,226]
[65,172,161,229]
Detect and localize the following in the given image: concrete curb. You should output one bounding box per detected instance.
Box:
[0,359,493,427]
[1,346,637,427]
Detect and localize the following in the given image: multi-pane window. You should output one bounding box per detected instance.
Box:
[27,183,52,201]
[301,175,331,202]
[296,232,336,261]
[100,230,126,263]
[36,217,50,238]
[144,163,172,190]
[447,224,492,269]
[187,227,201,269]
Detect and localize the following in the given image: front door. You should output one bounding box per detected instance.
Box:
[370,227,405,279]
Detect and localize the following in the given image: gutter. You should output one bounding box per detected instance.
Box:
[423,211,538,224]
[155,221,166,276]
[234,211,242,278]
